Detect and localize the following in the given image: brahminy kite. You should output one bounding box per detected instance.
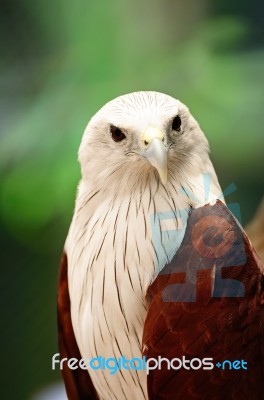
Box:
[58,92,264,400]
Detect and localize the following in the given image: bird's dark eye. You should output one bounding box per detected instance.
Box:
[172,115,182,132]
[110,125,126,142]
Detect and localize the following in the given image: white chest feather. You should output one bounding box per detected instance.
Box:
[65,172,221,400]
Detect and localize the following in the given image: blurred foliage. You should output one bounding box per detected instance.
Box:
[0,1,263,399]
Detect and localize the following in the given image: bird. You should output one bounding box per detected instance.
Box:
[57,91,264,400]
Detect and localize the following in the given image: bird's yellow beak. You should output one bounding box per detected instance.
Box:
[141,127,168,185]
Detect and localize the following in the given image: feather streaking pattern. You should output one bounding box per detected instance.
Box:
[64,91,222,400]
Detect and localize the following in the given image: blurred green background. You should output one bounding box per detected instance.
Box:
[1,0,263,398]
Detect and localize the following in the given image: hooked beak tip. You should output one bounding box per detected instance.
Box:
[159,170,168,185]
[143,137,168,185]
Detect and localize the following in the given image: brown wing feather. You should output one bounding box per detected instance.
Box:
[58,252,99,400]
[143,200,264,400]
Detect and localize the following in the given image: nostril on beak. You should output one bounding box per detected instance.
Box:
[142,127,165,149]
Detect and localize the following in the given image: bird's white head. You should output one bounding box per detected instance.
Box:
[78,91,210,190]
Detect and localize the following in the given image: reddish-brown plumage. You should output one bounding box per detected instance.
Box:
[57,252,98,400]
[143,201,264,400]
[58,201,264,399]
